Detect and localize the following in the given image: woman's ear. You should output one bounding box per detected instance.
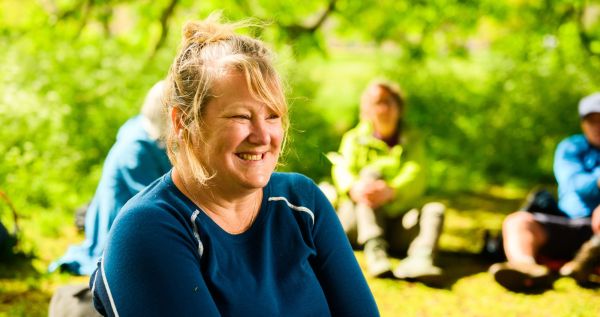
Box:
[171,106,183,138]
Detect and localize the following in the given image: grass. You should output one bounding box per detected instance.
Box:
[1,186,599,317]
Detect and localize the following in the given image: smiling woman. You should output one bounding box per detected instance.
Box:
[88,12,379,317]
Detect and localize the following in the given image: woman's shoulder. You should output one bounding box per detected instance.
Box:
[268,172,324,209]
[115,173,191,229]
[269,172,318,198]
[270,172,316,189]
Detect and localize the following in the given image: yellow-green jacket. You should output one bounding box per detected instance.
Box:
[329,120,427,217]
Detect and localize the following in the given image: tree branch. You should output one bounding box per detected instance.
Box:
[307,0,337,33]
[281,0,337,40]
[149,0,179,59]
[575,3,599,57]
[74,0,94,39]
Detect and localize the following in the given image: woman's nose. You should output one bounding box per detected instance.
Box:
[248,118,270,145]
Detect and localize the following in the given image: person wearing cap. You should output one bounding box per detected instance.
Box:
[489,92,600,292]
[49,80,171,276]
[328,80,445,283]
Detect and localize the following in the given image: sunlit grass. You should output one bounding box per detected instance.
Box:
[1,187,599,316]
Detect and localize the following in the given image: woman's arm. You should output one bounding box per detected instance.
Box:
[310,182,380,317]
[554,139,600,208]
[90,205,221,317]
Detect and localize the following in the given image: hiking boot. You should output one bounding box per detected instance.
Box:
[364,238,392,278]
[559,235,600,286]
[489,262,553,292]
[393,256,443,284]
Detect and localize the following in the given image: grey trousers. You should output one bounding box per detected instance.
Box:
[48,284,101,317]
[337,199,445,258]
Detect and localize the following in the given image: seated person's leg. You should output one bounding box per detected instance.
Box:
[341,167,392,278]
[355,202,384,245]
[48,284,101,317]
[386,208,419,255]
[593,204,600,234]
[355,202,392,278]
[407,202,445,259]
[560,206,600,285]
[489,211,554,291]
[336,198,358,245]
[336,195,390,278]
[504,211,548,263]
[393,202,445,282]
[532,212,591,261]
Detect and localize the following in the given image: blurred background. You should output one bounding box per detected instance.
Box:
[1,0,600,315]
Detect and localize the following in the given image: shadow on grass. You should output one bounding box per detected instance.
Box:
[0,287,50,316]
[0,251,38,279]
[381,248,498,289]
[434,190,524,216]
[420,250,493,289]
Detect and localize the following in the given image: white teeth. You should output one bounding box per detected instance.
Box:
[239,153,262,161]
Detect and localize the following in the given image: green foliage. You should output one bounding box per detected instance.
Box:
[2,0,599,212]
[0,2,175,215]
[279,69,339,180]
[3,1,600,314]
[388,15,600,188]
[0,0,599,247]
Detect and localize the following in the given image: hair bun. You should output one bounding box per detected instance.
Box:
[182,14,235,47]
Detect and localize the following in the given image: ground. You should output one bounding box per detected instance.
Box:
[1,186,599,316]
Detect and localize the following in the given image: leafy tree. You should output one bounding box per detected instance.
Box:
[1,0,600,216]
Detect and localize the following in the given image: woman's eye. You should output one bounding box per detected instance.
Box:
[231,114,251,120]
[266,114,280,120]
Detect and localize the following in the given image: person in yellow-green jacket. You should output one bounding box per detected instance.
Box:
[328,80,445,282]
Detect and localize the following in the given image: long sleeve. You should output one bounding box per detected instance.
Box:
[91,205,221,317]
[554,136,600,218]
[386,137,427,216]
[554,139,600,201]
[311,182,380,316]
[331,131,361,195]
[91,173,378,316]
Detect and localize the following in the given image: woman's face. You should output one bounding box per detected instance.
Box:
[582,112,600,148]
[362,85,402,138]
[197,71,283,192]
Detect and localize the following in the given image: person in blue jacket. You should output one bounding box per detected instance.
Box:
[49,80,171,275]
[89,13,379,317]
[490,92,600,291]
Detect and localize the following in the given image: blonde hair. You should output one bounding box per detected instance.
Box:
[164,13,288,185]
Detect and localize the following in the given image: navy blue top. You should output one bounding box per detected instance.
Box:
[50,115,171,275]
[90,171,379,316]
[554,134,600,218]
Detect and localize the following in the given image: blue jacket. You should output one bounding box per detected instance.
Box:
[49,115,171,275]
[554,134,600,218]
[90,172,379,316]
